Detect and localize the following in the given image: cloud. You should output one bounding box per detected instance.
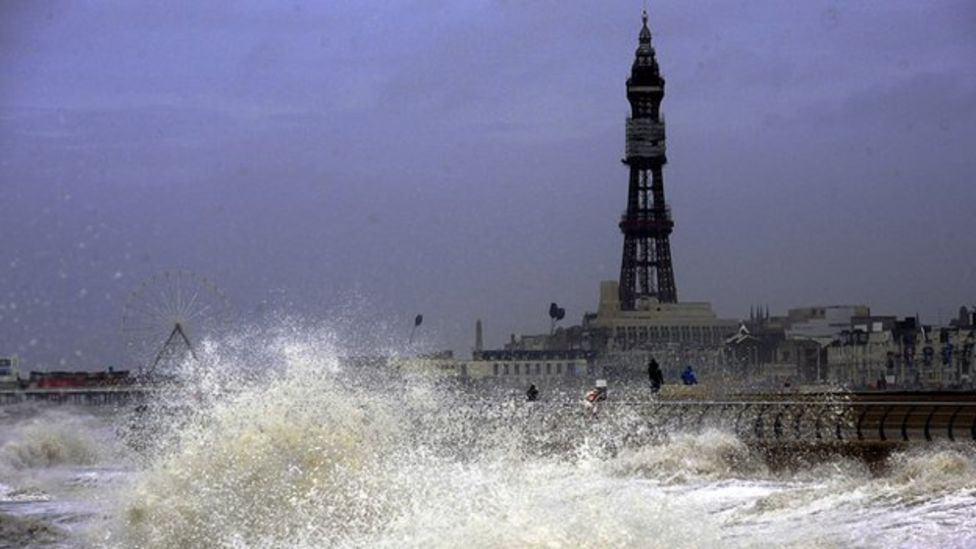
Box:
[1,1,974,367]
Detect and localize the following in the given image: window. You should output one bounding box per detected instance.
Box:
[557,364,563,375]
[504,364,510,375]
[515,364,520,375]
[546,363,551,375]
[493,364,498,376]
[535,363,541,375]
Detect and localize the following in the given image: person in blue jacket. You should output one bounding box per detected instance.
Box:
[681,365,698,385]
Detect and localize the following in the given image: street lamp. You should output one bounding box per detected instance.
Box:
[409,314,423,345]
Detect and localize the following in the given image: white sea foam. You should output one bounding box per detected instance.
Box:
[880,447,976,500]
[606,429,767,483]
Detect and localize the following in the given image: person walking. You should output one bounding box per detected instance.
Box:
[647,358,663,393]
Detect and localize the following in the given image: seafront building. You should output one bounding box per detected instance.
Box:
[785,305,871,343]
[463,349,593,387]
[0,356,19,388]
[390,351,460,378]
[724,306,976,389]
[449,305,975,391]
[825,312,975,388]
[585,280,737,352]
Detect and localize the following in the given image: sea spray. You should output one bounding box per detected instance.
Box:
[101,329,726,548]
[107,338,405,547]
[0,409,108,473]
[372,457,721,549]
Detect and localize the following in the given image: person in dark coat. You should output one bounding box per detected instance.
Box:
[681,365,698,385]
[647,359,664,393]
[526,384,539,401]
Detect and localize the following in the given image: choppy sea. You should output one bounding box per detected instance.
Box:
[2,337,975,548]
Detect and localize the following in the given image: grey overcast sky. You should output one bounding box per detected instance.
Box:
[1,1,975,369]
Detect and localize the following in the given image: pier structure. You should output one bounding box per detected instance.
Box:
[0,387,152,406]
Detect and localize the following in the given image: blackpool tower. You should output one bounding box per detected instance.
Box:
[618,10,677,309]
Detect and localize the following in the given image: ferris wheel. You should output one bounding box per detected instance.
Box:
[120,270,231,375]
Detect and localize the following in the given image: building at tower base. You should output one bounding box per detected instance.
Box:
[586,280,738,352]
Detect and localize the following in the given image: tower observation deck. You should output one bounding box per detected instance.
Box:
[618,10,677,309]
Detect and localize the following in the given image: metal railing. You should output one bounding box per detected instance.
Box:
[592,399,976,443]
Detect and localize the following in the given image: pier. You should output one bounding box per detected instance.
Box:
[0,387,152,406]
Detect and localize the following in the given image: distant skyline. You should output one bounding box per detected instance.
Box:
[2,1,975,368]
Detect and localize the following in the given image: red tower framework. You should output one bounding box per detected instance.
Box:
[618,11,677,309]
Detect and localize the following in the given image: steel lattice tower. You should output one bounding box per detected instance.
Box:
[618,10,677,309]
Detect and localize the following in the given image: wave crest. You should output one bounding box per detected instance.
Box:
[0,410,104,472]
[607,429,766,482]
[110,343,403,547]
[881,447,976,500]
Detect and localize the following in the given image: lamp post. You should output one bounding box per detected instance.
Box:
[815,341,822,383]
[409,314,423,345]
